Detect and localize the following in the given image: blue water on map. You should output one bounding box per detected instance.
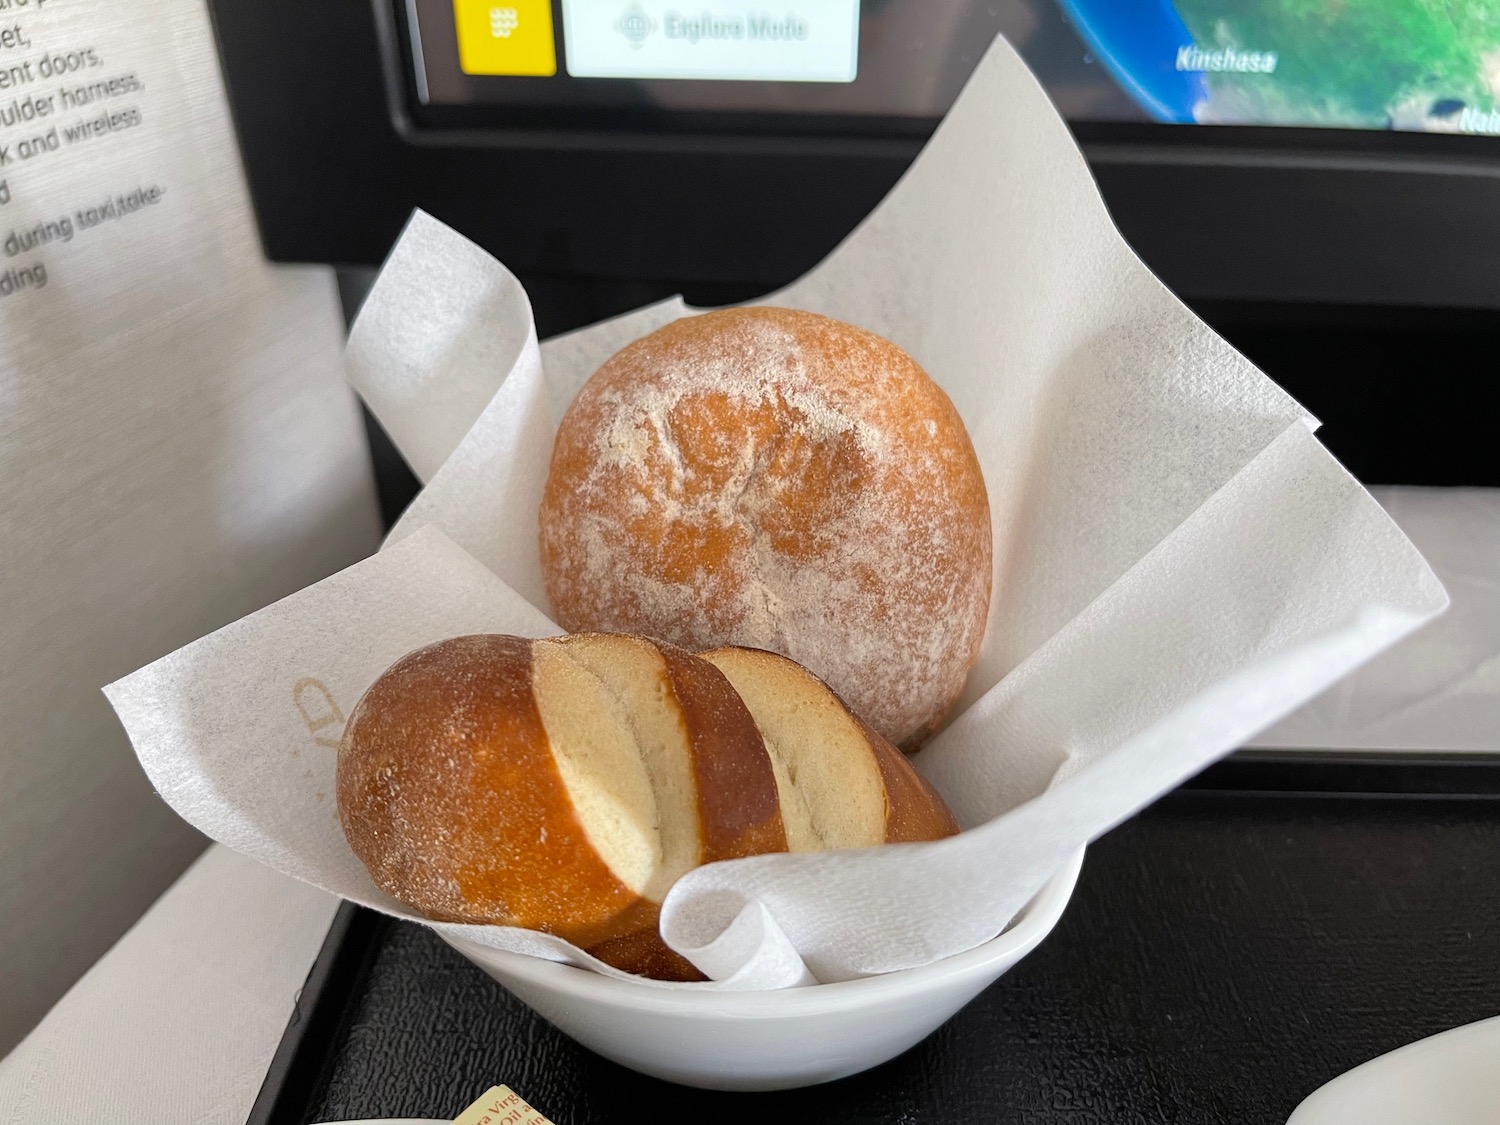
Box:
[1055,0,1207,122]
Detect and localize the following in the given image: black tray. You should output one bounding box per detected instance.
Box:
[248,754,1500,1125]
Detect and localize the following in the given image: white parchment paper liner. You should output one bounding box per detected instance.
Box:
[107,38,1447,990]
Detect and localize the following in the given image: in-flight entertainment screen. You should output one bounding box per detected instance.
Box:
[402,1,1500,136]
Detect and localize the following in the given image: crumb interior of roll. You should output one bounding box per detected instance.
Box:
[701,646,887,851]
[532,639,672,898]
[545,633,703,900]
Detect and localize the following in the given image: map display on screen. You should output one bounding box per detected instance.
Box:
[1061,0,1500,132]
[410,0,1500,136]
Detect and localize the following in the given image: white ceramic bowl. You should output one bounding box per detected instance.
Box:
[442,847,1085,1091]
[1286,1015,1500,1125]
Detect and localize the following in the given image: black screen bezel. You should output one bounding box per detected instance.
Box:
[389,0,1500,171]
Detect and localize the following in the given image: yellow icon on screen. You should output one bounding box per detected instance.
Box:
[453,0,557,76]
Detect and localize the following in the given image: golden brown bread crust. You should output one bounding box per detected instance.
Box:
[538,306,992,748]
[581,908,702,982]
[338,633,955,981]
[578,636,788,979]
[336,635,645,948]
[655,641,788,862]
[701,644,960,845]
[337,633,789,981]
[852,713,961,843]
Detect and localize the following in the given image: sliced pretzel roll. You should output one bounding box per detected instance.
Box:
[547,631,788,976]
[337,633,787,981]
[699,646,960,850]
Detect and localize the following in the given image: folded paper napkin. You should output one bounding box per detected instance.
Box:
[105,37,1446,989]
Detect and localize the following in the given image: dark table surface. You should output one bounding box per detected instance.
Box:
[262,786,1500,1125]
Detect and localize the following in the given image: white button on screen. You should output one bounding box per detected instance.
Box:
[561,1,860,83]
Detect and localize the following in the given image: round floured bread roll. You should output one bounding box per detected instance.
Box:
[700,646,959,848]
[539,306,992,748]
[336,632,787,980]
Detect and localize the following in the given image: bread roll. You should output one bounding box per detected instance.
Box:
[539,306,992,749]
[336,633,786,980]
[700,646,959,849]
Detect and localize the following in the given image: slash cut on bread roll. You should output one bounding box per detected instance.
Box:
[538,306,992,749]
[700,646,959,849]
[336,632,787,981]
